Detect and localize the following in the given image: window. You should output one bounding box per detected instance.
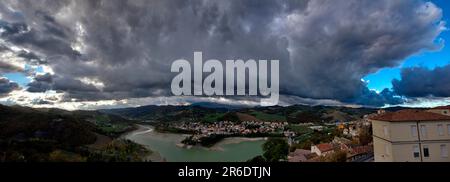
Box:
[385,144,390,156]
[383,125,388,137]
[441,145,448,158]
[413,145,420,158]
[410,125,417,137]
[420,125,427,138]
[438,124,444,136]
[448,124,450,135]
[423,146,429,158]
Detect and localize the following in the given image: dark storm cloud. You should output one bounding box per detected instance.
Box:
[6,29,82,60]
[27,73,98,93]
[0,0,445,106]
[0,77,19,96]
[26,73,52,92]
[52,77,98,92]
[0,21,28,36]
[17,51,46,64]
[279,0,444,101]
[347,88,404,107]
[30,98,53,105]
[34,73,52,82]
[26,81,51,92]
[0,2,81,61]
[0,61,23,73]
[393,65,450,98]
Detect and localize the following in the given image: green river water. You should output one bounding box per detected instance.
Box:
[123,125,265,162]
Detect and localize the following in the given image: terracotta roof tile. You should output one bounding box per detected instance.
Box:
[288,149,312,162]
[350,145,373,155]
[316,143,334,152]
[370,109,450,122]
[433,106,450,110]
[289,149,311,156]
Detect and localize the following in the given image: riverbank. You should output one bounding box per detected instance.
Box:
[127,124,267,146]
[209,137,267,151]
[123,125,266,162]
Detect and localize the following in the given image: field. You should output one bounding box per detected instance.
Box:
[202,113,225,123]
[250,111,286,122]
[287,124,313,134]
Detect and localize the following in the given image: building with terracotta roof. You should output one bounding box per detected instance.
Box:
[370,109,450,162]
[427,106,450,116]
[311,143,335,156]
[288,149,318,162]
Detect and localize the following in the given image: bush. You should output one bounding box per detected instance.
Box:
[262,138,289,162]
[319,150,347,162]
[247,155,266,163]
[49,150,86,162]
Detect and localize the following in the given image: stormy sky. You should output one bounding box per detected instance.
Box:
[0,0,448,110]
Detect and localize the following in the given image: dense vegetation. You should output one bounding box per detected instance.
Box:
[248,138,289,162]
[289,126,344,152]
[0,104,149,162]
[86,139,151,162]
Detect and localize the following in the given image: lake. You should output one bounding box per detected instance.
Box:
[123,125,265,162]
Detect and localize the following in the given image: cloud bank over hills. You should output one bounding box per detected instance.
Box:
[0,0,447,109]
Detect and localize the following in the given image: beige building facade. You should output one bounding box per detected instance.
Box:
[371,109,450,162]
[427,106,450,116]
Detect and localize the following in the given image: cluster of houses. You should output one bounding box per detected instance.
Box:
[288,136,373,162]
[173,121,288,136]
[288,105,450,162]
[336,120,371,138]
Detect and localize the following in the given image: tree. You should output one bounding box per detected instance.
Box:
[247,155,266,163]
[49,150,86,162]
[290,140,313,152]
[328,150,348,162]
[358,126,373,145]
[319,150,347,162]
[262,138,289,162]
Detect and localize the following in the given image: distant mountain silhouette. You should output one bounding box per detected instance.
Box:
[99,103,385,123]
[190,102,250,110]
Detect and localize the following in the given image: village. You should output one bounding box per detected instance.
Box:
[286,117,374,162]
[166,116,375,162]
[169,121,288,147]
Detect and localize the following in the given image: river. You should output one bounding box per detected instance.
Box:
[123,125,266,162]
